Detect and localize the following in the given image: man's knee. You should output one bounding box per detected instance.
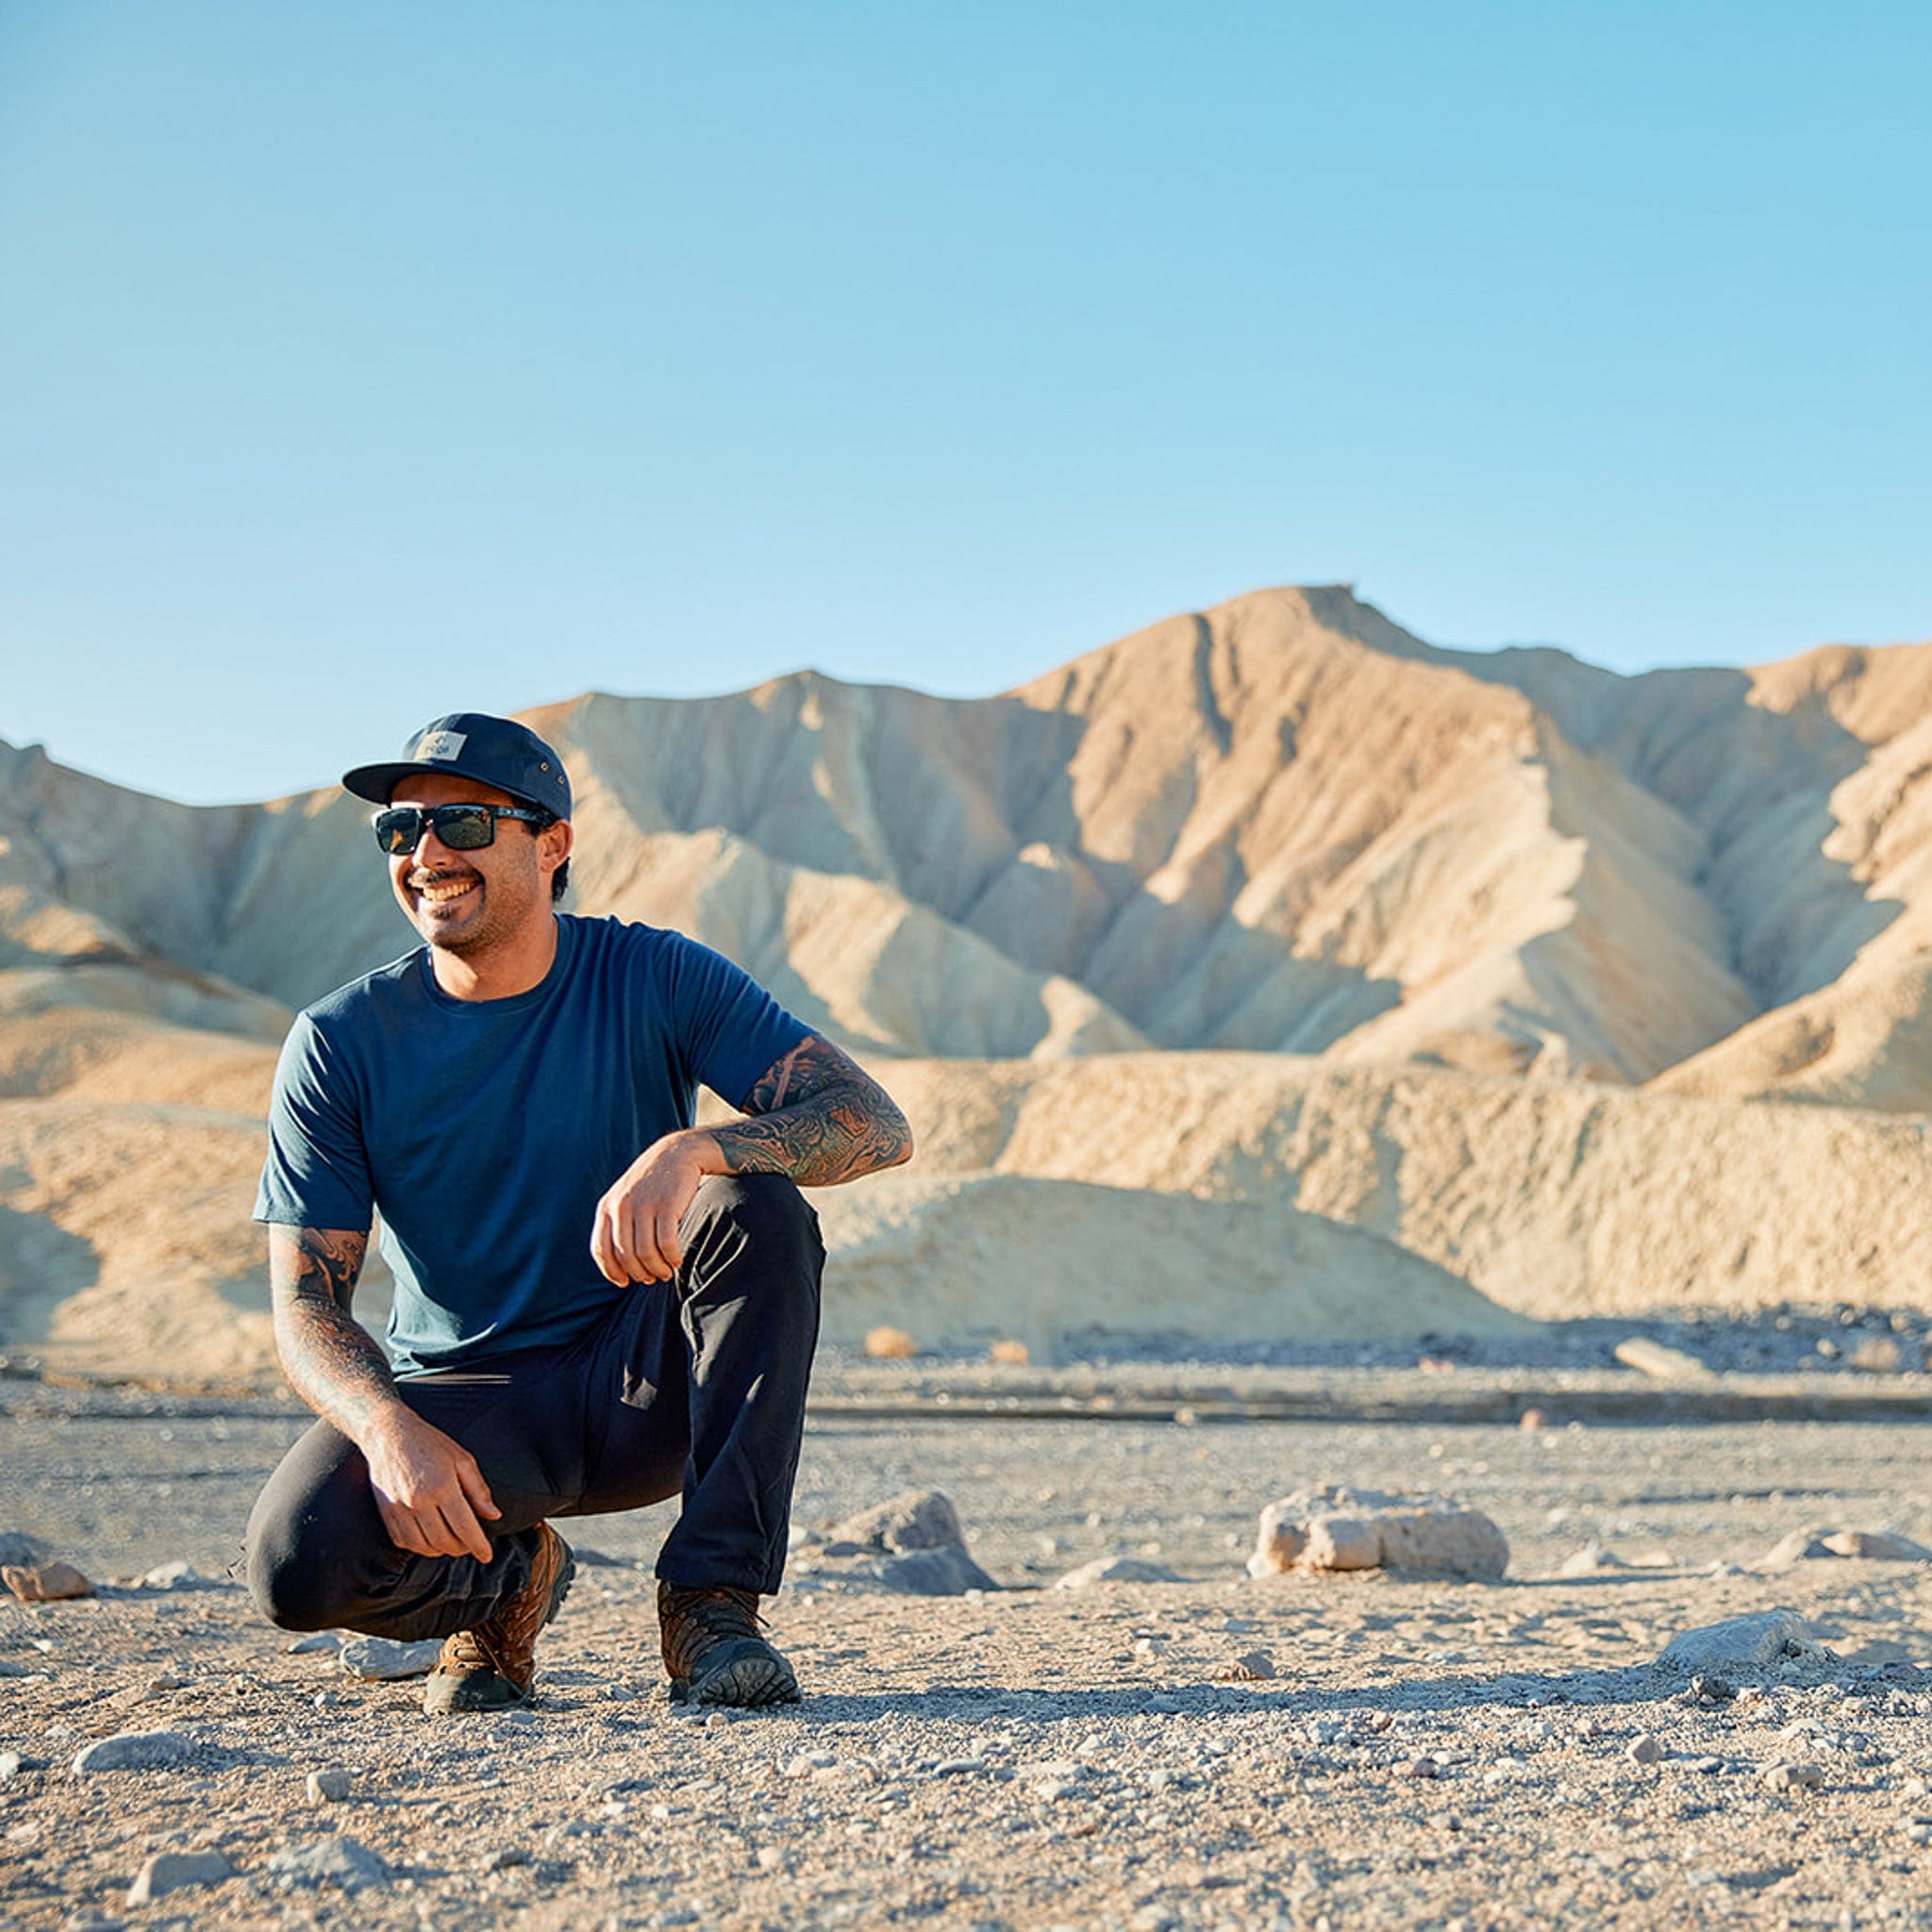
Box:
[686,1173,824,1269]
[244,1429,386,1632]
[245,1518,349,1632]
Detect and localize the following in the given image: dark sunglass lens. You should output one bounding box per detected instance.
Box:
[434,808,496,850]
[374,808,421,854]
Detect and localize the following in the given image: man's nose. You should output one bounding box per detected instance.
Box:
[408,825,464,868]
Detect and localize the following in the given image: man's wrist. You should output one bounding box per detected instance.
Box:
[668,1126,730,1178]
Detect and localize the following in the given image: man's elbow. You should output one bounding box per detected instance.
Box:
[879,1100,915,1172]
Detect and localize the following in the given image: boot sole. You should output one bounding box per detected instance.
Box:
[670,1644,801,1708]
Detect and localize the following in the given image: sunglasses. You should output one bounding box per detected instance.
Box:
[372,804,551,856]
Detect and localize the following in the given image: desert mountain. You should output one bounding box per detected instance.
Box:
[3,586,1929,1377]
[7,585,1930,1098]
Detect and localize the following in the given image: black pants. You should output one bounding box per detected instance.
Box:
[245,1174,824,1641]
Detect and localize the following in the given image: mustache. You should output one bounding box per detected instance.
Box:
[408,868,480,888]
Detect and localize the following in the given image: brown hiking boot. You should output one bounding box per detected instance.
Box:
[658,1580,800,1707]
[422,1522,575,1715]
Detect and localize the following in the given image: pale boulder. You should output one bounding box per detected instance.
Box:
[1248,1486,1508,1579]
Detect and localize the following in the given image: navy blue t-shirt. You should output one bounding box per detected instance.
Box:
[254,915,811,1373]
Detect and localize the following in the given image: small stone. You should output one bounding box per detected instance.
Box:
[1142,1694,1182,1715]
[1054,1556,1181,1590]
[1690,1674,1737,1705]
[1764,1760,1825,1791]
[1761,1528,1837,1567]
[874,1547,1000,1596]
[479,1846,529,1873]
[306,1769,353,1803]
[1216,1649,1276,1681]
[3,1561,93,1603]
[1397,1757,1440,1779]
[1613,1337,1711,1381]
[929,1757,986,1777]
[1849,1335,1904,1374]
[0,1657,30,1678]
[72,1730,197,1774]
[338,1637,445,1681]
[1658,1609,1812,1671]
[138,1560,207,1591]
[1820,1529,1932,1561]
[0,1750,24,1778]
[265,1836,392,1891]
[862,1325,918,1359]
[989,1339,1029,1366]
[755,1846,787,1871]
[126,1850,233,1905]
[285,1632,341,1655]
[1129,1907,1178,1932]
[1557,1542,1629,1578]
[825,1491,967,1555]
[1626,1735,1662,1765]
[1518,1408,1545,1430]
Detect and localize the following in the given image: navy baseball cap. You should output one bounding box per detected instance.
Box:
[341,713,572,818]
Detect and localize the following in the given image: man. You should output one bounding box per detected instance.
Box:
[245,712,912,1713]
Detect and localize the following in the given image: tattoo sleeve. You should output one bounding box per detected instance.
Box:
[267,1225,397,1436]
[712,1035,914,1186]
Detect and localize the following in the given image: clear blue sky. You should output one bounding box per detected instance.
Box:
[2,2,1926,805]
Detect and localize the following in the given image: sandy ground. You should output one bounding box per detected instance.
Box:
[7,1367,1932,1929]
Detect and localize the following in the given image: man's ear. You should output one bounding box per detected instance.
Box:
[541,816,575,876]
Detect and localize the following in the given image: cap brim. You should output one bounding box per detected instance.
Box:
[340,760,555,810]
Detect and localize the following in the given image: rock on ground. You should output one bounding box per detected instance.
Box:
[1053,1556,1182,1589]
[265,1836,392,1892]
[71,1730,198,1774]
[1657,1609,1814,1671]
[1248,1485,1508,1578]
[798,1490,999,1594]
[338,1636,445,1681]
[3,1559,93,1602]
[126,1849,233,1904]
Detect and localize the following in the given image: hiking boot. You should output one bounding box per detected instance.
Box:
[658,1580,800,1707]
[422,1522,575,1715]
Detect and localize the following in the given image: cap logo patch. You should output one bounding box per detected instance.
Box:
[414,730,467,761]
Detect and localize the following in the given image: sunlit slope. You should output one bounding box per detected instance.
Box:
[882,1053,1932,1322]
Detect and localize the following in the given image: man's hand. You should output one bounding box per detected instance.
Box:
[591,1129,714,1285]
[359,1406,501,1563]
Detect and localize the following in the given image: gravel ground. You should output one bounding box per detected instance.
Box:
[7,1373,1932,1929]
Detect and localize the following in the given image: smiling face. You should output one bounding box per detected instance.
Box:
[386,771,569,960]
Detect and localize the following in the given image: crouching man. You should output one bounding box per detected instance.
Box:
[245,713,911,1712]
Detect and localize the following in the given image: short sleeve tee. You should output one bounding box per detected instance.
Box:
[255,915,811,1373]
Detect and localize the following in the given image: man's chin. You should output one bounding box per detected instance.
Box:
[410,904,489,953]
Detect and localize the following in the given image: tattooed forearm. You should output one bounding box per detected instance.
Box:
[268,1225,398,1436]
[713,1036,914,1186]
